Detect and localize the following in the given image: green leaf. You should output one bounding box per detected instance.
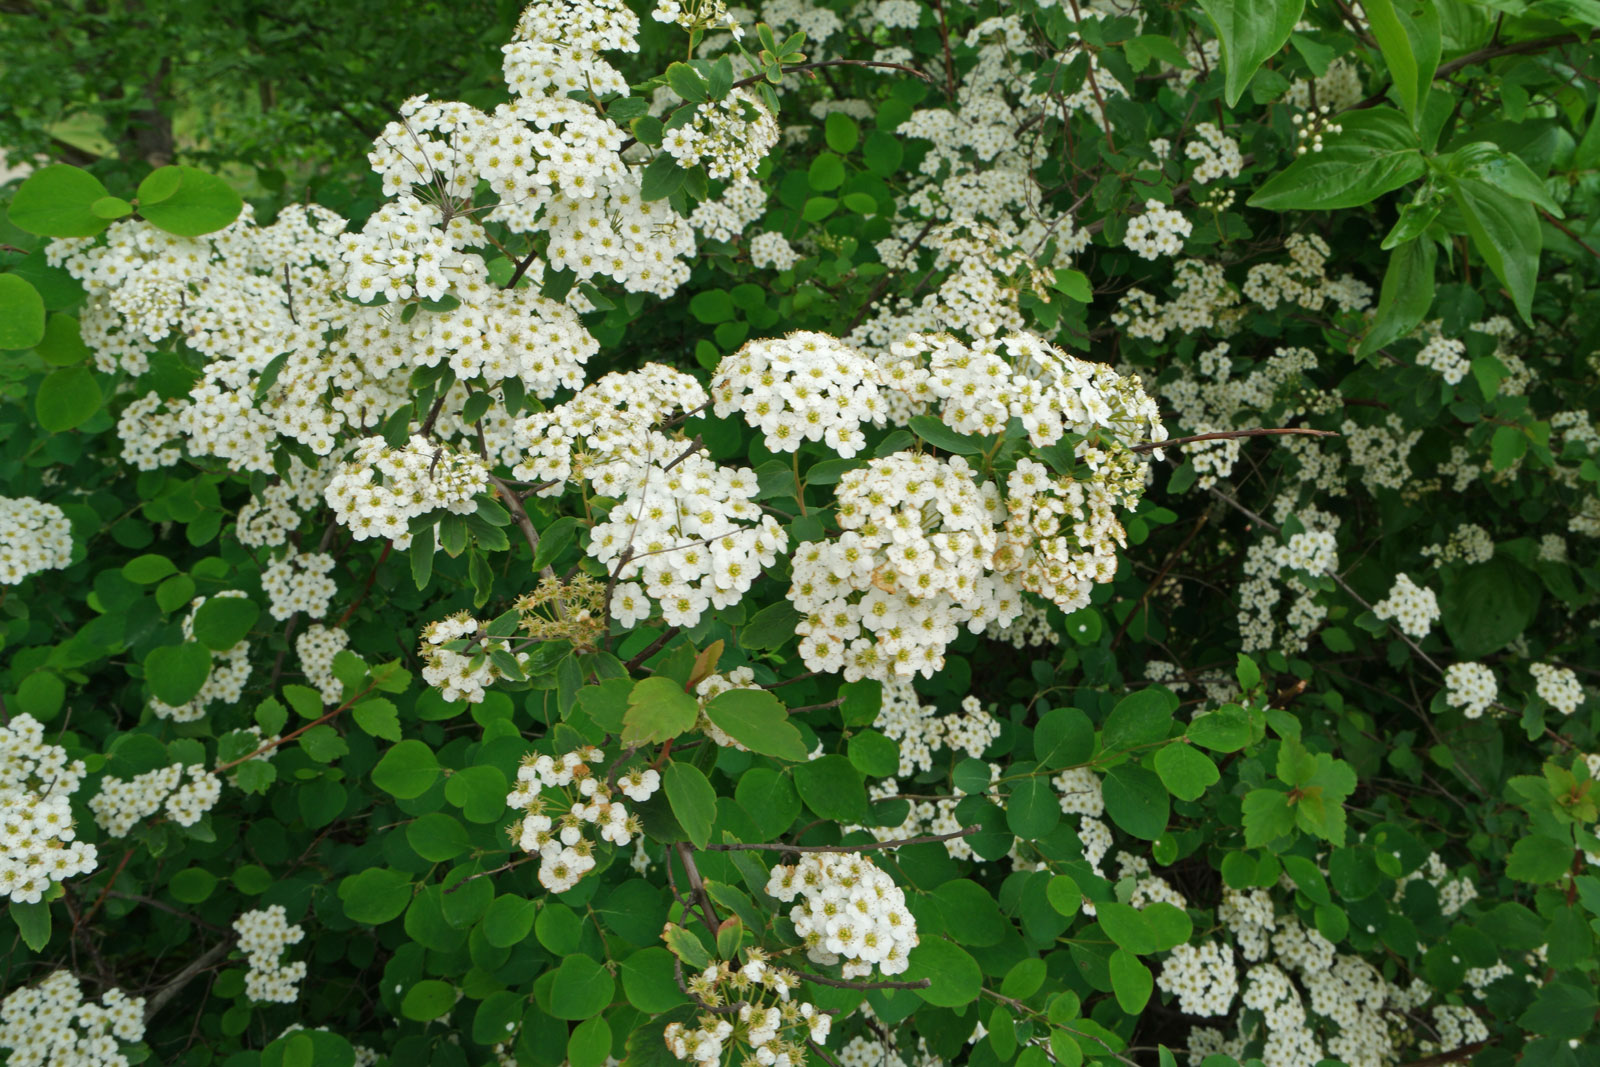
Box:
[147,642,212,706]
[621,947,690,1013]
[1358,237,1436,360]
[793,754,868,823]
[825,112,860,153]
[35,364,102,432]
[908,414,988,455]
[1154,742,1220,801]
[1491,424,1528,470]
[1034,707,1095,767]
[847,729,900,777]
[192,595,259,651]
[1101,764,1169,840]
[1519,981,1597,1040]
[549,955,615,1020]
[689,288,735,324]
[1445,150,1543,323]
[1186,705,1252,752]
[16,672,65,721]
[1007,777,1061,839]
[353,698,402,741]
[904,937,983,1007]
[568,1015,612,1067]
[1440,558,1539,658]
[1002,958,1048,999]
[1363,0,1439,123]
[1196,0,1306,106]
[33,313,91,365]
[808,153,846,191]
[666,62,710,102]
[1047,874,1082,917]
[1096,901,1156,954]
[10,901,50,951]
[1242,787,1297,846]
[338,867,413,925]
[664,761,718,848]
[622,676,699,745]
[640,154,687,202]
[406,812,471,862]
[1102,688,1174,750]
[1506,834,1574,883]
[704,688,809,761]
[1109,949,1153,1013]
[401,979,456,1020]
[0,275,46,349]
[91,195,133,219]
[169,867,217,904]
[7,164,111,237]
[1249,107,1423,210]
[482,894,539,948]
[136,166,244,237]
[741,601,801,651]
[372,740,441,799]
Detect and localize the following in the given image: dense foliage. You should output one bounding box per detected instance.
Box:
[0,1,1596,1066]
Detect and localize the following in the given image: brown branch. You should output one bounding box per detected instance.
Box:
[1131,427,1341,454]
[1397,1040,1492,1067]
[703,825,980,853]
[215,679,378,773]
[1355,34,1582,109]
[732,60,937,93]
[792,969,931,990]
[625,626,682,671]
[142,940,234,1024]
[1111,513,1208,650]
[505,247,540,290]
[418,393,450,437]
[929,0,958,97]
[1540,207,1600,261]
[674,842,722,932]
[102,892,229,934]
[336,541,392,627]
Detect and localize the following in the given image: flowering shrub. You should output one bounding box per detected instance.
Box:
[0,0,1597,1065]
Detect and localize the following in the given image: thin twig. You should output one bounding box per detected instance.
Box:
[792,969,932,990]
[625,627,682,671]
[703,825,980,853]
[1131,427,1340,454]
[143,940,234,1024]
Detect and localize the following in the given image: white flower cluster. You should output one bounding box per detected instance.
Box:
[337,195,488,304]
[1123,199,1192,260]
[1186,123,1244,184]
[0,972,144,1067]
[1420,1005,1490,1056]
[690,178,767,242]
[985,597,1060,648]
[511,366,786,631]
[651,0,743,36]
[874,683,1000,777]
[1237,500,1341,655]
[297,623,351,703]
[1446,662,1491,723]
[748,231,800,271]
[1053,765,1104,817]
[712,332,888,457]
[1395,851,1478,917]
[781,329,1160,682]
[325,435,488,544]
[1373,573,1440,639]
[0,714,96,904]
[1532,662,1584,715]
[501,0,638,100]
[1243,234,1373,317]
[262,548,338,621]
[90,763,221,837]
[505,747,654,893]
[1420,523,1494,566]
[666,954,831,1067]
[1158,942,1239,1015]
[664,88,781,182]
[419,611,531,705]
[765,853,919,977]
[234,905,308,1003]
[1416,330,1470,385]
[0,496,72,585]
[150,592,253,722]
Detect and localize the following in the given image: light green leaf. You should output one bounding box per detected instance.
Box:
[1154,742,1220,801]
[372,739,441,799]
[136,166,244,237]
[7,164,112,237]
[1249,107,1423,210]
[704,688,809,760]
[35,365,102,432]
[1102,764,1169,840]
[549,955,615,1020]
[146,642,212,706]
[1109,948,1153,1013]
[664,761,717,848]
[1359,237,1436,360]
[1197,0,1306,106]
[622,676,699,745]
[0,275,46,349]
